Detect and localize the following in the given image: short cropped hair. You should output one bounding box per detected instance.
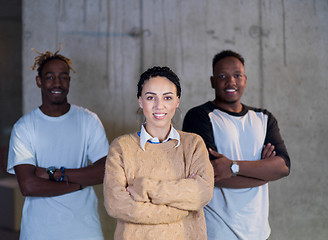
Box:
[212,50,245,73]
[137,66,181,98]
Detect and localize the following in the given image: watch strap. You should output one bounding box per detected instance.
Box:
[46,166,57,181]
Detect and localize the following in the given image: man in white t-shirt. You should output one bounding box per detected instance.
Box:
[183,50,290,239]
[7,46,109,240]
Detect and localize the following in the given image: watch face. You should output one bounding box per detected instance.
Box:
[231,163,239,173]
[47,166,57,173]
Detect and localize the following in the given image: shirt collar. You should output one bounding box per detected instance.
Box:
[139,124,180,151]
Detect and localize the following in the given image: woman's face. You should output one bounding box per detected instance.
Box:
[138,76,180,134]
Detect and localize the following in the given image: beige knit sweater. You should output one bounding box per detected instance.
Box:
[104,131,214,240]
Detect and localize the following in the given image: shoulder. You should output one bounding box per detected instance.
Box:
[183,102,215,129]
[71,105,98,118]
[108,133,140,157]
[178,131,205,145]
[111,132,139,148]
[177,131,208,156]
[12,108,39,131]
[245,105,272,116]
[185,101,216,117]
[244,105,277,124]
[71,105,104,125]
[183,102,216,133]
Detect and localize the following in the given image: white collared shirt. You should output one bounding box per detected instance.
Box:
[139,124,180,151]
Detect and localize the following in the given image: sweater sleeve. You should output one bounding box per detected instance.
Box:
[133,134,214,211]
[103,137,188,225]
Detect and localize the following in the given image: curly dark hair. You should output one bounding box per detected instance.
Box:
[137,66,181,98]
[31,43,76,77]
[212,50,245,73]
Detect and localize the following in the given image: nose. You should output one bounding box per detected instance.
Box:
[53,76,62,87]
[155,98,164,109]
[226,75,236,84]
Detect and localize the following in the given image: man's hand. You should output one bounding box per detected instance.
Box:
[261,143,276,159]
[209,148,233,182]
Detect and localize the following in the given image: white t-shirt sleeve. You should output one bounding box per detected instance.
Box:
[85,112,109,163]
[7,119,36,174]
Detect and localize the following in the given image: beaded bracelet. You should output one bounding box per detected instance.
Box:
[59,166,69,184]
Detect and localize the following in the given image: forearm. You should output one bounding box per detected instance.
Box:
[104,179,188,224]
[15,164,81,197]
[215,175,267,188]
[61,157,105,186]
[135,175,213,211]
[104,153,189,225]
[36,157,106,186]
[21,177,81,197]
[238,156,289,181]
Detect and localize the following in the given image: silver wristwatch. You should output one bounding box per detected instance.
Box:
[231,161,239,176]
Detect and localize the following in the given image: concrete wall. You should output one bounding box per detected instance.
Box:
[21,0,328,239]
[0,0,22,177]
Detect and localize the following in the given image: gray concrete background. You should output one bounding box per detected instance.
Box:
[0,0,21,150]
[5,0,327,239]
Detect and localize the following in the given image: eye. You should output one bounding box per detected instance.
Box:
[60,75,69,81]
[217,74,226,79]
[164,96,172,100]
[146,96,154,100]
[46,75,54,80]
[234,74,242,79]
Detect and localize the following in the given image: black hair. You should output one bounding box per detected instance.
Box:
[212,50,245,73]
[137,66,181,98]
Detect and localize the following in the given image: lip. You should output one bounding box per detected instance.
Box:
[153,113,167,120]
[224,88,237,94]
[50,89,64,95]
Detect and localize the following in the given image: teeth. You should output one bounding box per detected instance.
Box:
[51,91,62,94]
[154,113,165,117]
[225,89,236,93]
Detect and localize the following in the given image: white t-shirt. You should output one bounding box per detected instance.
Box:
[183,102,290,240]
[8,105,109,240]
[205,108,270,240]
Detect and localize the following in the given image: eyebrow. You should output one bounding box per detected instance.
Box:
[217,70,243,73]
[44,71,69,75]
[144,91,174,95]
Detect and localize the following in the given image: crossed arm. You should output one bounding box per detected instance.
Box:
[14,156,106,197]
[103,154,189,225]
[210,144,290,188]
[103,136,213,225]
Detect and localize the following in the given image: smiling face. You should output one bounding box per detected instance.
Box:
[211,56,247,112]
[138,76,180,140]
[36,59,71,115]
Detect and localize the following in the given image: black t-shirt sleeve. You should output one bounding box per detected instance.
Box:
[182,104,217,160]
[265,111,291,170]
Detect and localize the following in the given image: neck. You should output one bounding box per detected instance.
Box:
[212,100,243,113]
[145,124,171,142]
[39,102,71,117]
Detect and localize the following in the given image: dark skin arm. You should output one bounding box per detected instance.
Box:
[210,143,289,189]
[15,157,106,197]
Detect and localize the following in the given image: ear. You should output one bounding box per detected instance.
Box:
[36,76,42,88]
[138,97,143,109]
[210,76,215,88]
[176,97,180,108]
